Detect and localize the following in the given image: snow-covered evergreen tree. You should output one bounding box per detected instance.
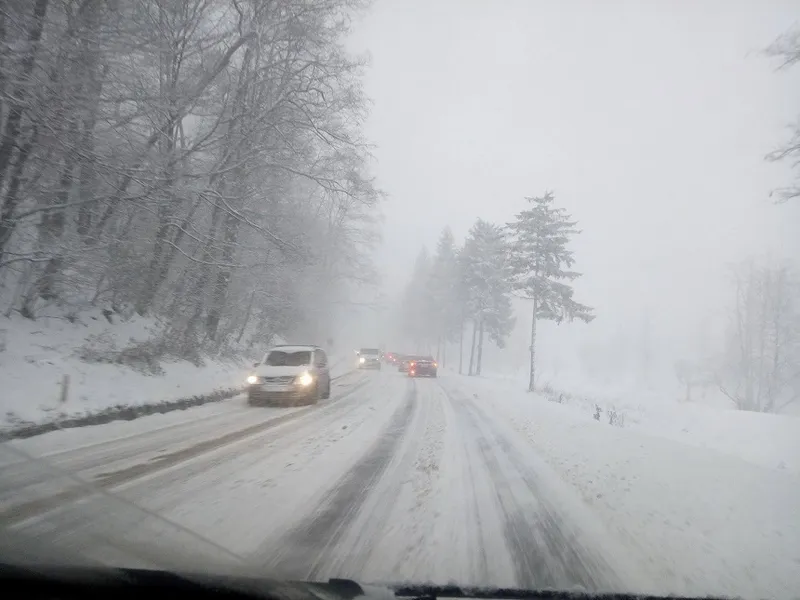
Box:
[428,228,461,365]
[507,192,594,391]
[401,247,436,352]
[460,219,515,375]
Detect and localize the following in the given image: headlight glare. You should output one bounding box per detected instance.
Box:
[296,372,314,387]
[359,356,365,363]
[247,375,258,385]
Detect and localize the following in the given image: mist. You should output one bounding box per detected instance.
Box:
[341,0,800,389]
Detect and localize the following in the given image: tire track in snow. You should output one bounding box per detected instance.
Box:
[329,378,443,581]
[441,385,623,592]
[260,379,418,579]
[0,375,373,526]
[4,372,395,566]
[1,370,361,485]
[432,381,515,586]
[352,377,513,587]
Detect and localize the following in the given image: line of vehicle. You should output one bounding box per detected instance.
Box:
[0,374,371,526]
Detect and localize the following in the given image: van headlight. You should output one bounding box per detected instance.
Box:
[359,356,365,364]
[247,375,259,385]
[296,372,314,387]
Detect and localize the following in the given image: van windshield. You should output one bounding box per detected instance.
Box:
[360,348,380,355]
[265,351,311,366]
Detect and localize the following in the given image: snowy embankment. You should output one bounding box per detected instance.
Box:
[486,369,799,473]
[0,313,352,437]
[446,372,800,599]
[0,313,251,436]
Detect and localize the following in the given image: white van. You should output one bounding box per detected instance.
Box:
[246,345,331,406]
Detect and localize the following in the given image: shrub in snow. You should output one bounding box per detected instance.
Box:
[76,332,164,375]
[607,407,624,427]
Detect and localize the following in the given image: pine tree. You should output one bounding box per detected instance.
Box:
[428,228,461,365]
[507,192,594,391]
[460,219,515,375]
[402,247,436,352]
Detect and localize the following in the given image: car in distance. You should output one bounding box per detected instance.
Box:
[247,345,331,406]
[397,354,410,372]
[357,348,382,370]
[408,356,437,378]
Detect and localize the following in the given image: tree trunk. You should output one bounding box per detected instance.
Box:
[0,127,37,258]
[207,209,241,340]
[528,298,538,392]
[468,319,478,376]
[458,319,464,374]
[476,318,484,376]
[236,290,256,344]
[0,0,50,197]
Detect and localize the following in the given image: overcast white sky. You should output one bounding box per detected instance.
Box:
[345,0,800,373]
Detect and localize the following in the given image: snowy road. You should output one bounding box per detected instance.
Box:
[0,369,650,593]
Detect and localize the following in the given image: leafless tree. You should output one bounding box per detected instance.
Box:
[717,260,800,413]
[0,0,382,358]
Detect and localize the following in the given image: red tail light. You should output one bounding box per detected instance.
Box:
[410,362,416,367]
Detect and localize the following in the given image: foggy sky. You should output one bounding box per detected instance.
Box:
[345,1,800,370]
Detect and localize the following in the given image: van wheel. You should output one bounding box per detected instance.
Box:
[323,381,331,399]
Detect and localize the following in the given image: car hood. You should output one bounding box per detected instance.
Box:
[253,365,311,377]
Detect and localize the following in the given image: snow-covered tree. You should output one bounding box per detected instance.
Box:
[766,28,800,203]
[506,192,594,392]
[401,247,436,352]
[717,260,800,413]
[428,227,461,365]
[460,219,515,376]
[0,0,381,359]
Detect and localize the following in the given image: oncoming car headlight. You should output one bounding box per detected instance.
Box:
[246,375,259,385]
[359,356,365,364]
[296,371,314,387]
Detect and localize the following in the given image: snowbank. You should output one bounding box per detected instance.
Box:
[0,313,249,432]
[443,374,800,599]
[479,369,800,474]
[0,312,355,434]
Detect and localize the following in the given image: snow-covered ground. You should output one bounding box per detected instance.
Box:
[0,313,249,430]
[485,368,799,474]
[0,313,352,432]
[1,355,798,598]
[444,372,800,599]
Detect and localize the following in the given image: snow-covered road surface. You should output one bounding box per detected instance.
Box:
[0,370,792,598]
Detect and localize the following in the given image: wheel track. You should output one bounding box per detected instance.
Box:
[439,382,624,592]
[0,370,361,484]
[259,379,419,579]
[0,374,371,526]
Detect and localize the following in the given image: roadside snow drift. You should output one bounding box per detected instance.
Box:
[0,313,248,432]
[443,374,800,600]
